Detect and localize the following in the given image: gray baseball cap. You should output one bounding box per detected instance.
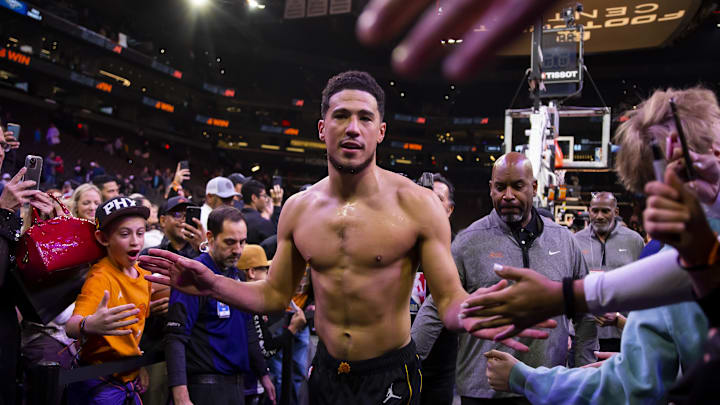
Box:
[205,176,240,198]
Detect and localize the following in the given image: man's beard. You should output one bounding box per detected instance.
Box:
[211,250,240,270]
[593,220,612,234]
[328,152,375,175]
[500,213,524,224]
[223,255,241,268]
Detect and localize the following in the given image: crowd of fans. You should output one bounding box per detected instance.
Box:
[1,0,718,404]
[0,79,715,405]
[0,56,718,405]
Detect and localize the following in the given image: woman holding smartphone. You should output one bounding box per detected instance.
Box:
[0,126,61,405]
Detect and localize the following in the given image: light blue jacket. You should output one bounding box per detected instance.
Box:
[508,301,708,404]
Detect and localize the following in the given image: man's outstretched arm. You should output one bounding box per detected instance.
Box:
[459,254,694,341]
[143,195,308,314]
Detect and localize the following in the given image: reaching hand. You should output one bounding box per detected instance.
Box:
[84,291,140,336]
[260,374,277,405]
[182,218,206,252]
[137,367,150,393]
[28,191,64,219]
[580,351,616,368]
[3,131,20,150]
[270,185,284,206]
[594,312,618,327]
[141,249,219,296]
[460,265,564,340]
[288,307,307,334]
[0,168,39,211]
[644,169,716,267]
[149,297,170,315]
[685,151,720,204]
[356,0,558,80]
[460,279,557,351]
[665,133,720,205]
[485,349,518,392]
[174,163,191,185]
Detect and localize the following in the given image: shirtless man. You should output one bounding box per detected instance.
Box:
[141,71,553,404]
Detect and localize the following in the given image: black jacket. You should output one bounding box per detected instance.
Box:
[242,206,281,245]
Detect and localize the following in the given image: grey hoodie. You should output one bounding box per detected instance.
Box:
[426,209,597,399]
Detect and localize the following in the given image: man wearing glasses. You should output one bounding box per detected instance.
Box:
[240,179,283,245]
[142,196,206,259]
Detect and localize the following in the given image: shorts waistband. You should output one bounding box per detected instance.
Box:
[188,373,244,386]
[315,340,417,376]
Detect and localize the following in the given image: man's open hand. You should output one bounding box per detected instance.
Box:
[141,249,219,297]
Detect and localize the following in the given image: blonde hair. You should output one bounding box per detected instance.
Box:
[614,86,720,193]
[70,183,102,219]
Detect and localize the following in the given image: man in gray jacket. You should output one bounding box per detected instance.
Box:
[573,192,644,352]
[412,152,597,404]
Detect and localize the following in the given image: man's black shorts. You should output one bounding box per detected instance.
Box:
[308,340,422,405]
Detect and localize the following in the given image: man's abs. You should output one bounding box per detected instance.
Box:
[311,261,416,361]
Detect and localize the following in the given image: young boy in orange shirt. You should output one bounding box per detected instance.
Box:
[65,196,151,405]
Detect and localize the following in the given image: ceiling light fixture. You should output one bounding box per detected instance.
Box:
[247,0,266,9]
[189,0,209,7]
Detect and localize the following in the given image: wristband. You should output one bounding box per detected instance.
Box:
[79,316,89,335]
[562,277,576,320]
[677,256,708,272]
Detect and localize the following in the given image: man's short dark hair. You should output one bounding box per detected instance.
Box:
[207,206,245,236]
[241,180,266,205]
[92,175,116,188]
[432,173,455,207]
[321,71,385,120]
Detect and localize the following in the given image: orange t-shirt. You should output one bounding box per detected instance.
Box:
[73,257,151,382]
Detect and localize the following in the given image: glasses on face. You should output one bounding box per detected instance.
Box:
[166,211,186,220]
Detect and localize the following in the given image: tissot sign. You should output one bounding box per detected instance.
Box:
[494,0,702,55]
[542,70,580,82]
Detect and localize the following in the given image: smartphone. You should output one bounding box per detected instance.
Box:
[179,160,189,171]
[669,98,696,180]
[272,175,282,187]
[185,206,201,227]
[24,155,43,190]
[650,139,666,183]
[6,123,20,140]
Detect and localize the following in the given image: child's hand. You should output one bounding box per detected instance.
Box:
[485,350,519,392]
[85,291,140,336]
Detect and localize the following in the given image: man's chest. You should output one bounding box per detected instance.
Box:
[293,203,419,270]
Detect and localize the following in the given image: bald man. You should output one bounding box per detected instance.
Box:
[413,152,597,404]
[573,192,645,352]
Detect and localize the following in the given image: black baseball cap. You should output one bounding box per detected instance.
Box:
[160,196,194,216]
[228,173,249,186]
[95,197,150,231]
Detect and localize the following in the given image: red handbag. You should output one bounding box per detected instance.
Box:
[16,193,104,285]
